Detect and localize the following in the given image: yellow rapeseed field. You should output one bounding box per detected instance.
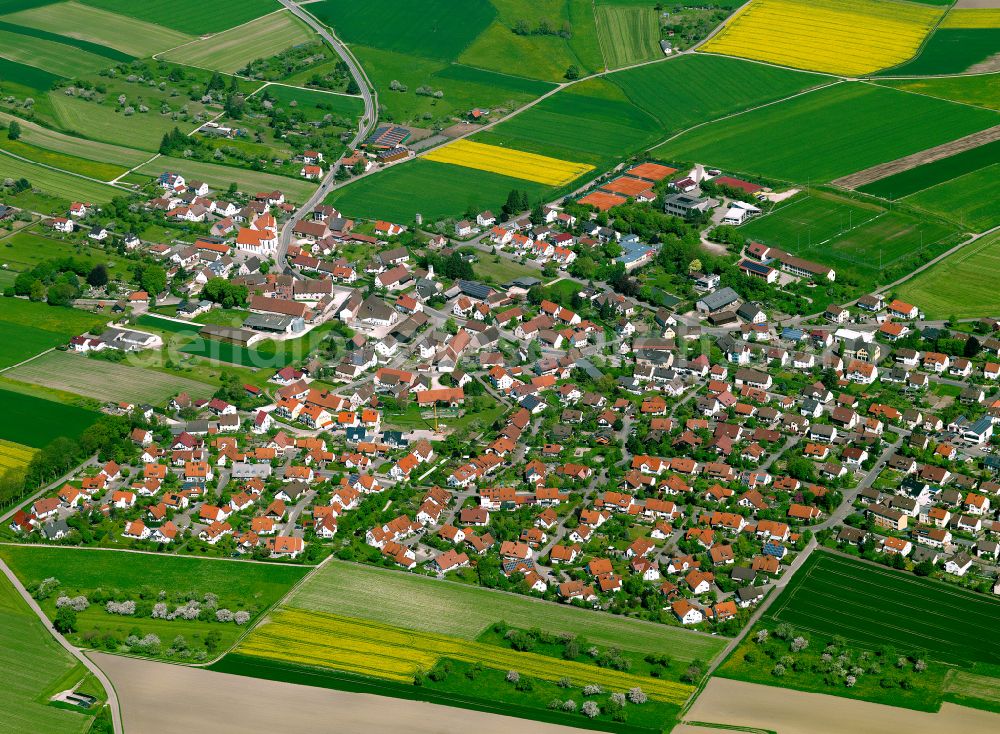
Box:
[423,139,593,187]
[238,610,694,703]
[941,8,1000,28]
[701,0,945,77]
[0,439,37,472]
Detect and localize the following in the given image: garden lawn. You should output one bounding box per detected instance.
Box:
[858,139,1000,199]
[4,350,215,404]
[287,559,726,661]
[0,570,95,734]
[766,550,1000,665]
[328,158,552,222]
[0,386,98,447]
[0,110,150,167]
[0,151,122,202]
[77,0,281,35]
[162,10,314,74]
[595,3,660,68]
[895,230,1000,319]
[135,154,316,202]
[655,81,1000,183]
[1,1,192,57]
[903,164,1000,233]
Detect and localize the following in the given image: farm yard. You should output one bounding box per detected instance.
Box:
[0,570,98,734]
[701,0,944,76]
[656,82,1000,184]
[767,551,1000,666]
[0,386,98,448]
[161,10,314,74]
[595,4,660,69]
[285,559,725,661]
[895,231,1000,319]
[423,139,593,186]
[4,350,215,405]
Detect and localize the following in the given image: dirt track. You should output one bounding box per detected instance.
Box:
[831,124,1000,190]
[92,652,590,734]
[686,678,1000,734]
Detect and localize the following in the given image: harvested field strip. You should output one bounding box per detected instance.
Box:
[5,350,214,405]
[160,10,314,74]
[0,1,192,57]
[0,438,36,472]
[767,551,1000,665]
[942,8,1000,26]
[833,123,1000,189]
[239,610,695,703]
[702,0,944,76]
[858,138,1000,199]
[423,139,593,186]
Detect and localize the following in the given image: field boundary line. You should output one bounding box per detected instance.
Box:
[0,346,55,374]
[261,80,364,100]
[863,78,1000,114]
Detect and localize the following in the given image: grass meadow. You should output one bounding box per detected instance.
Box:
[0,571,96,734]
[0,297,109,336]
[595,3,660,68]
[0,110,150,167]
[5,350,215,404]
[896,230,1000,319]
[0,138,126,181]
[162,10,314,73]
[904,164,1000,233]
[0,321,67,369]
[656,82,1000,183]
[1,0,192,56]
[878,73,1000,112]
[135,155,316,201]
[0,230,131,279]
[287,559,725,661]
[0,26,117,76]
[46,93,192,152]
[0,153,123,202]
[77,0,281,34]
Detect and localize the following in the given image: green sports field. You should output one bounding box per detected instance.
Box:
[767,551,1000,666]
[287,559,725,661]
[328,158,553,222]
[655,82,1000,183]
[0,570,97,734]
[740,191,885,250]
[0,385,98,448]
[896,230,1000,319]
[5,350,215,405]
[1,1,192,57]
[595,3,660,68]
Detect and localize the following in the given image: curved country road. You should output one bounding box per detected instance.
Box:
[275,0,378,269]
[0,560,123,734]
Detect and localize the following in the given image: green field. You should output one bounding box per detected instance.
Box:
[0,297,108,336]
[0,110,150,167]
[0,321,69,369]
[288,559,725,660]
[858,139,1000,199]
[0,137,126,181]
[896,230,1000,319]
[5,349,215,404]
[0,385,98,447]
[162,10,314,74]
[904,164,1000,233]
[135,154,316,201]
[0,545,309,662]
[0,231,130,278]
[885,28,1000,75]
[0,55,62,93]
[878,73,1000,112]
[741,191,884,248]
[657,81,1000,183]
[480,54,827,166]
[768,551,1000,665]
[2,1,192,57]
[0,25,117,77]
[78,0,281,34]
[46,92,195,152]
[180,335,295,368]
[0,569,97,734]
[329,158,552,222]
[262,83,363,121]
[595,3,660,68]
[0,151,125,203]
